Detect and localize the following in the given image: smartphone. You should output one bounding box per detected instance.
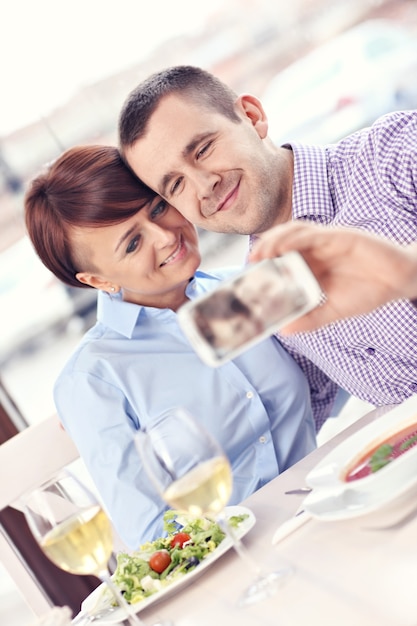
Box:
[177,251,323,367]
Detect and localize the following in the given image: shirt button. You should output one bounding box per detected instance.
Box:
[246,391,254,399]
[259,436,267,444]
[409,383,417,391]
[365,347,375,355]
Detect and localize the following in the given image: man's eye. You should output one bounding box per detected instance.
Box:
[196,142,212,159]
[126,235,140,254]
[170,178,183,195]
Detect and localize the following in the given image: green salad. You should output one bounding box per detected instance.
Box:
[112,510,248,605]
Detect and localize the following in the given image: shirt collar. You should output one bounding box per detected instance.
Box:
[96,271,214,338]
[97,290,143,338]
[285,142,335,223]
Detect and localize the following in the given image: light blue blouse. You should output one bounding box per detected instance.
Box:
[54,268,316,549]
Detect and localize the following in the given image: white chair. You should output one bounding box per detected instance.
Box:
[0,414,79,616]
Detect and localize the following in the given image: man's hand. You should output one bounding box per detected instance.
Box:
[249,222,417,333]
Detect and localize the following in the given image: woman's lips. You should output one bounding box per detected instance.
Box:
[160,236,185,266]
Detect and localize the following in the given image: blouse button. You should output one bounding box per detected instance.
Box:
[246,391,254,399]
[365,347,375,356]
[259,436,267,444]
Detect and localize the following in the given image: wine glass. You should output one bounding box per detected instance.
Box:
[21,471,145,625]
[135,407,292,606]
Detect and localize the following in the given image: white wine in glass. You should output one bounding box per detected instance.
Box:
[22,472,144,625]
[135,407,292,606]
[163,456,232,518]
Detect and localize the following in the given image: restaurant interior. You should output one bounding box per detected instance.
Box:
[1,1,416,624]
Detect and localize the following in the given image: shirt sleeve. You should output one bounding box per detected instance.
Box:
[277,342,339,432]
[373,111,417,216]
[54,370,166,550]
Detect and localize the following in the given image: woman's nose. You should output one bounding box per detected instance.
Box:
[147,221,176,248]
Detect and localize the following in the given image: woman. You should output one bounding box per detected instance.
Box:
[24,145,316,549]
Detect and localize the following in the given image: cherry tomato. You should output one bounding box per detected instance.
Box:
[149,550,171,573]
[170,532,191,549]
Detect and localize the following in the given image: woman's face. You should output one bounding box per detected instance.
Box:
[74,198,200,310]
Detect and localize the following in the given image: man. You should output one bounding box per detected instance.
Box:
[118,66,417,430]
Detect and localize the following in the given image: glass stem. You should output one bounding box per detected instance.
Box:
[216,512,293,607]
[216,512,263,578]
[99,568,145,625]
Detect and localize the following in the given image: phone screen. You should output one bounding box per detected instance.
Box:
[178,253,322,366]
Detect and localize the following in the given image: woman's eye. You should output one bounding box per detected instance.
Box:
[196,142,212,159]
[126,235,140,254]
[151,200,168,219]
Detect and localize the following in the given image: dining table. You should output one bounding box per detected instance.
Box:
[80,404,417,626]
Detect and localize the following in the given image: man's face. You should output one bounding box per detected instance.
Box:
[124,93,292,235]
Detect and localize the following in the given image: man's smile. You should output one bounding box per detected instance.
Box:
[216,181,240,213]
[203,179,241,218]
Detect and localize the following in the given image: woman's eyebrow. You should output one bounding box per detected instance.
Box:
[115,225,136,253]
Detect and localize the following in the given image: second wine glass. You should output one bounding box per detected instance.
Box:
[135,407,292,606]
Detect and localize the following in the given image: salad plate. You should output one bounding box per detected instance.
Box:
[302,395,417,522]
[80,505,255,624]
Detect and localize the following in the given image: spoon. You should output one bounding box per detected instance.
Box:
[284,487,312,495]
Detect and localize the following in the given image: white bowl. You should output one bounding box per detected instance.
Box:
[303,395,417,522]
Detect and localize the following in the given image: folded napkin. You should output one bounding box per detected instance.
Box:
[271,509,312,545]
[28,606,72,626]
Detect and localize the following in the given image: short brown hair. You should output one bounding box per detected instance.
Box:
[118,65,240,152]
[24,145,156,287]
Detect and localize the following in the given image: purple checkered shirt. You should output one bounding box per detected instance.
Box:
[276,110,417,431]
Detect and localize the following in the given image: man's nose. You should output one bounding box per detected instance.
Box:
[190,170,221,199]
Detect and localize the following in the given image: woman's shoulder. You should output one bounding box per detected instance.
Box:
[195,265,243,282]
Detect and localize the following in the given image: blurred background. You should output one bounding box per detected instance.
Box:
[1,0,416,622]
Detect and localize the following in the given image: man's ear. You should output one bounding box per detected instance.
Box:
[235,94,269,139]
[76,272,116,293]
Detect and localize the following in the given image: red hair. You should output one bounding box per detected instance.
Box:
[24,145,156,287]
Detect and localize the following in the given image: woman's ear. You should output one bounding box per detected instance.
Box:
[235,94,269,139]
[76,272,116,293]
